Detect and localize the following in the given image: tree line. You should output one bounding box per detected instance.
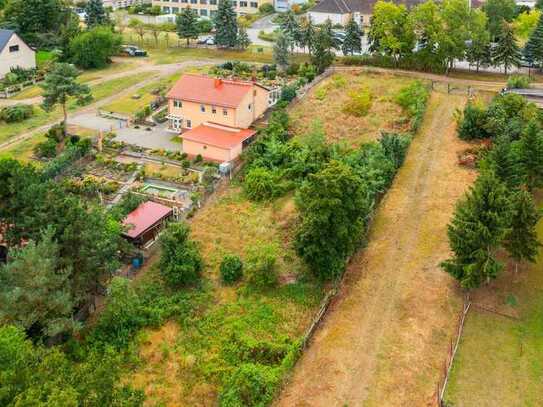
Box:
[442,93,543,288]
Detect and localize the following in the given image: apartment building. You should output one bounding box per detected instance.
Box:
[151,0,270,17]
[103,0,150,10]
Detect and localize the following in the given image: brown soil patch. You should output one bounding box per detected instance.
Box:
[276,91,477,407]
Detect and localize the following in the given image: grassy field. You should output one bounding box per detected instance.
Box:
[129,189,323,406]
[289,71,415,147]
[0,73,145,149]
[444,194,543,407]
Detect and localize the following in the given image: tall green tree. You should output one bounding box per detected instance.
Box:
[518,120,543,190]
[441,171,512,288]
[280,9,300,50]
[176,7,199,46]
[409,0,447,70]
[273,32,291,71]
[342,17,362,56]
[321,18,339,51]
[481,135,521,187]
[441,0,471,72]
[369,0,414,63]
[59,11,81,61]
[237,26,251,50]
[311,28,335,73]
[214,0,238,48]
[523,13,543,68]
[504,190,541,272]
[295,160,371,280]
[483,0,517,39]
[159,223,203,287]
[493,21,522,74]
[0,229,75,338]
[41,63,91,146]
[299,16,316,54]
[466,9,492,72]
[84,0,109,28]
[2,0,64,42]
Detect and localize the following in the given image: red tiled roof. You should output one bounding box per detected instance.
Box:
[167,74,256,108]
[181,123,256,150]
[122,201,173,239]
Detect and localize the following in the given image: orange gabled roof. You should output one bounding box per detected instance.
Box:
[122,201,173,239]
[167,74,258,108]
[181,123,256,150]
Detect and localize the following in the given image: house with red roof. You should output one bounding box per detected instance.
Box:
[166,74,279,162]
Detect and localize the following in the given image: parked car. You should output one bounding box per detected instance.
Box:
[197,36,215,45]
[121,45,147,57]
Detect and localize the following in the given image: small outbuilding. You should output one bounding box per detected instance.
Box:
[122,201,173,247]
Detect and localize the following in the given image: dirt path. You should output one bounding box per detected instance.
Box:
[0,60,212,152]
[276,91,477,407]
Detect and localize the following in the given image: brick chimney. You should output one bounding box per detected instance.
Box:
[214,78,223,88]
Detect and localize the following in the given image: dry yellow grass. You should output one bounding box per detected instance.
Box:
[289,72,413,146]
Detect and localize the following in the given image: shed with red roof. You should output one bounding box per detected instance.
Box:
[122,201,173,247]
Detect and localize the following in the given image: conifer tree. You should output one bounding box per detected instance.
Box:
[441,171,512,289]
[85,0,109,28]
[273,32,291,71]
[482,135,521,187]
[300,16,316,54]
[321,18,339,51]
[176,7,199,47]
[518,120,543,190]
[280,10,300,50]
[237,26,251,50]
[493,21,522,75]
[311,28,335,73]
[523,13,543,68]
[342,17,362,56]
[214,0,238,48]
[504,190,542,273]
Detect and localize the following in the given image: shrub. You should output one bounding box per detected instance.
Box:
[219,363,280,407]
[159,223,203,287]
[0,104,33,123]
[298,63,317,82]
[280,85,297,102]
[69,26,122,69]
[314,86,327,100]
[507,74,531,89]
[245,244,279,289]
[379,133,412,169]
[395,81,430,131]
[243,167,284,201]
[457,102,490,140]
[259,3,274,13]
[343,88,372,117]
[196,18,213,34]
[220,254,244,284]
[286,63,299,75]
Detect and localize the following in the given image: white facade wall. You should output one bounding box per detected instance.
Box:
[0,34,36,79]
[307,11,345,25]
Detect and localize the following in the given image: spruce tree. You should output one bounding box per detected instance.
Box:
[440,171,512,289]
[321,18,339,51]
[237,26,251,50]
[524,13,543,68]
[300,16,316,54]
[342,17,362,56]
[280,10,300,50]
[176,7,199,47]
[273,32,290,71]
[214,0,238,48]
[481,135,521,187]
[504,190,542,273]
[85,0,109,28]
[518,120,543,190]
[493,21,521,75]
[311,28,335,73]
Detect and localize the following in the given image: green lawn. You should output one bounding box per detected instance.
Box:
[0,73,145,148]
[444,195,543,407]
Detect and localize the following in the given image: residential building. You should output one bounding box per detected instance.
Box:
[151,0,271,17]
[0,30,36,79]
[274,0,307,12]
[166,74,279,162]
[103,0,151,10]
[308,0,424,27]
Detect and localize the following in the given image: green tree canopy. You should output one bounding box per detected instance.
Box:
[342,17,362,56]
[273,32,291,70]
[493,20,522,74]
[84,0,109,28]
[518,120,543,190]
[523,12,543,67]
[176,7,199,46]
[214,0,238,48]
[69,26,122,69]
[483,0,517,39]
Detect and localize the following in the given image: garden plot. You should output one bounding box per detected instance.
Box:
[289,71,417,146]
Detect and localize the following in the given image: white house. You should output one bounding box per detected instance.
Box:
[0,30,36,79]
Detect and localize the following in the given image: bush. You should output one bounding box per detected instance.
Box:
[379,133,412,169]
[0,104,33,123]
[298,63,317,82]
[245,244,279,289]
[507,74,531,89]
[196,18,214,34]
[159,223,203,287]
[219,363,280,407]
[286,63,299,75]
[395,81,430,131]
[457,102,490,140]
[259,3,275,13]
[243,167,284,201]
[343,88,372,117]
[69,26,122,69]
[220,254,244,284]
[280,85,297,102]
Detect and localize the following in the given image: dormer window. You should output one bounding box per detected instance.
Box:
[174,100,182,108]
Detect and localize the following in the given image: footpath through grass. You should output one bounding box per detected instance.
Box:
[444,194,543,407]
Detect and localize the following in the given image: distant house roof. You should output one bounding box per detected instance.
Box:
[181,123,256,150]
[0,29,15,53]
[122,201,173,239]
[167,74,267,108]
[310,0,427,15]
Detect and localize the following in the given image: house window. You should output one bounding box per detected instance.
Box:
[172,7,179,12]
[200,0,207,4]
[162,6,170,12]
[186,119,192,128]
[200,104,206,112]
[212,106,217,114]
[223,109,228,116]
[9,45,19,53]
[250,1,257,7]
[181,0,188,3]
[200,8,208,15]
[240,1,247,6]
[190,0,197,4]
[210,0,217,4]
[174,100,182,108]
[248,103,252,111]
